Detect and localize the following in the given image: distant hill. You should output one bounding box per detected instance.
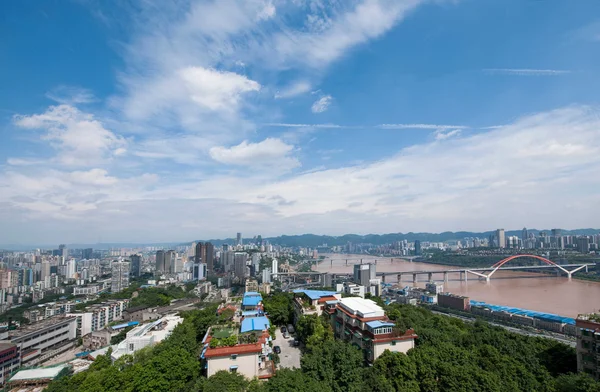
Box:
[2,228,598,251]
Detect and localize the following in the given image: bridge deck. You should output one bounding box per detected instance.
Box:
[377,263,593,276]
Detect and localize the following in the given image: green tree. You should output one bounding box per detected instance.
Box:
[204,370,249,392]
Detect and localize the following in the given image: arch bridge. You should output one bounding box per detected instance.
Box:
[379,254,594,283]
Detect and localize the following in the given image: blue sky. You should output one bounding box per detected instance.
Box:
[1,0,600,244]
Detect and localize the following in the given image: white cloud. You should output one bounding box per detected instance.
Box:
[264,123,341,128]
[69,169,119,186]
[272,0,424,67]
[46,86,96,105]
[483,68,571,76]
[178,67,261,111]
[434,129,462,140]
[311,95,332,113]
[209,138,300,171]
[13,105,127,166]
[380,123,468,130]
[275,81,312,99]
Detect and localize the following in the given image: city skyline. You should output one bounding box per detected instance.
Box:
[1,226,599,250]
[2,1,600,243]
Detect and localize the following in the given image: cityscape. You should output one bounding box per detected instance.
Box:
[3,0,600,391]
[0,227,599,389]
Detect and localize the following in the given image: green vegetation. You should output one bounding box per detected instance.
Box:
[110,326,134,345]
[261,292,293,326]
[44,296,600,392]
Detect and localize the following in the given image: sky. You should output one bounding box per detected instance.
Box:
[1,0,600,245]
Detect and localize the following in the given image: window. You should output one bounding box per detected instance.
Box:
[229,366,238,373]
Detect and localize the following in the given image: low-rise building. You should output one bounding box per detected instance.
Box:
[425,282,444,294]
[241,292,263,311]
[123,306,160,323]
[82,329,111,351]
[0,342,20,386]
[201,303,274,379]
[325,297,417,363]
[293,290,341,322]
[438,293,470,311]
[245,279,259,293]
[336,282,365,298]
[73,285,101,296]
[576,314,600,380]
[2,316,76,366]
[7,364,69,390]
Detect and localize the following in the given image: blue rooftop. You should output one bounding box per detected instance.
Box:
[293,289,337,301]
[240,316,270,333]
[244,291,261,297]
[111,321,139,330]
[242,310,260,317]
[366,320,396,329]
[242,292,263,306]
[470,300,575,325]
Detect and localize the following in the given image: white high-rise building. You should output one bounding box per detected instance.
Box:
[271,258,278,280]
[66,259,76,279]
[496,229,506,248]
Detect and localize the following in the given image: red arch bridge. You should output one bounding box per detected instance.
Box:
[377,254,594,283]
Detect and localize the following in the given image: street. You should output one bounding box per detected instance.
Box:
[273,329,301,369]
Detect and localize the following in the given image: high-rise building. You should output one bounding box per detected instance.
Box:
[496,229,506,248]
[59,244,68,260]
[155,250,165,274]
[353,263,376,287]
[552,228,562,237]
[194,242,214,275]
[521,228,528,243]
[193,263,207,281]
[111,261,130,293]
[234,252,248,281]
[66,259,76,279]
[257,235,262,246]
[414,240,422,256]
[236,232,242,246]
[578,237,591,254]
[83,248,93,260]
[130,254,142,278]
[165,250,175,274]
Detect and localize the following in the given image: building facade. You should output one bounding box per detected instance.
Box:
[576,314,600,380]
[0,343,20,386]
[67,299,129,336]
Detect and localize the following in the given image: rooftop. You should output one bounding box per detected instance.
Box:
[7,316,75,338]
[366,320,396,329]
[470,301,575,325]
[293,289,338,301]
[9,365,67,382]
[242,295,263,307]
[339,297,385,319]
[240,316,270,333]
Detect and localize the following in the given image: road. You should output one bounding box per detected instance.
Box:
[431,310,576,348]
[273,329,301,369]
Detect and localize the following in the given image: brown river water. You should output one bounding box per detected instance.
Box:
[314,254,600,318]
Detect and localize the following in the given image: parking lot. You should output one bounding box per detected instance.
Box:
[274,328,301,369]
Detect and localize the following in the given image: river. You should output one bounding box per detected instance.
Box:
[314,254,600,318]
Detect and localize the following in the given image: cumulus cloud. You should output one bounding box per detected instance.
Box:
[311,95,332,113]
[13,105,127,166]
[209,138,300,171]
[178,67,261,111]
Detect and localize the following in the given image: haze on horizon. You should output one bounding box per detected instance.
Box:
[1,0,600,244]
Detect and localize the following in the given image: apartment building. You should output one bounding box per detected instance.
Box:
[2,316,76,366]
[292,290,341,323]
[325,297,417,363]
[576,314,600,380]
[67,299,129,336]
